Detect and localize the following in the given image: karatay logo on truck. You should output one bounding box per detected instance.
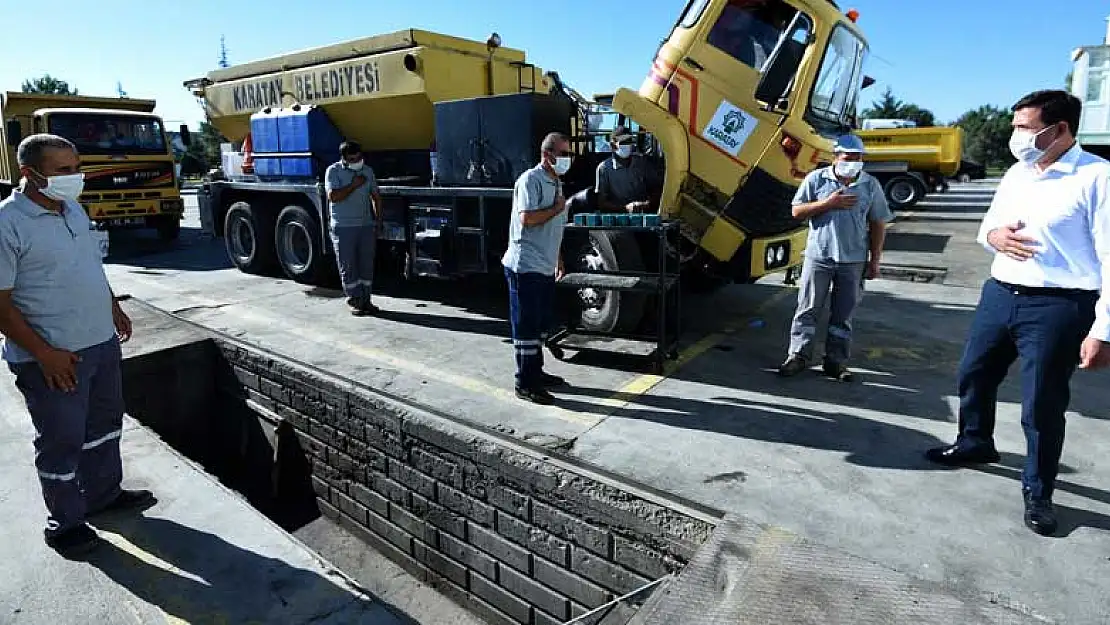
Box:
[230,61,382,112]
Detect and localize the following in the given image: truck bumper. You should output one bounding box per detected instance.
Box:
[745,228,808,279]
[85,197,185,228]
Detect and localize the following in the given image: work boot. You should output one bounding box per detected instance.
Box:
[45,523,102,559]
[516,386,556,406]
[352,300,380,316]
[89,489,157,518]
[777,356,808,377]
[1023,490,1058,536]
[823,361,853,382]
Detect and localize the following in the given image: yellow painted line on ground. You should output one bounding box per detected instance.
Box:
[588,286,797,418]
[121,276,600,428]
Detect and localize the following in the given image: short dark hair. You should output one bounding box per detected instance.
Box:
[339,141,362,158]
[1011,90,1082,136]
[541,132,569,154]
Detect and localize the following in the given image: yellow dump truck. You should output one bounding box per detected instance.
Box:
[187,1,870,333]
[0,92,189,240]
[856,124,963,209]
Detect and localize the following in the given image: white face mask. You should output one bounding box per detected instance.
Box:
[833,160,863,179]
[345,159,365,171]
[32,170,85,202]
[615,145,633,159]
[552,156,572,176]
[1009,126,1053,165]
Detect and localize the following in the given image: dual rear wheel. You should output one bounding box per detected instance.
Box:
[223,201,330,284]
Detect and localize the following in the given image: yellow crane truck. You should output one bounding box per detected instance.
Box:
[186,0,871,333]
[0,92,189,242]
[856,123,963,209]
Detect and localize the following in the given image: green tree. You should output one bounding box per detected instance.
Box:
[182,121,226,174]
[955,104,1014,169]
[21,74,78,95]
[861,87,937,127]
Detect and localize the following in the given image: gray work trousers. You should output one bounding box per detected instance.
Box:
[331,224,377,302]
[788,257,866,365]
[9,337,124,535]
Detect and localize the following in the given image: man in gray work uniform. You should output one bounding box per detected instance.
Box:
[325,141,382,315]
[778,134,893,382]
[503,132,572,405]
[595,126,661,213]
[0,134,154,558]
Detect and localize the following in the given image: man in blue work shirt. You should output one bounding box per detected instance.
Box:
[778,133,893,382]
[0,134,154,558]
[502,132,572,405]
[595,126,661,213]
[325,141,382,316]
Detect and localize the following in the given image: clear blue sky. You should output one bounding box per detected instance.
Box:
[1,0,1106,128]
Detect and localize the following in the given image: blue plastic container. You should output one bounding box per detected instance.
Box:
[585,213,601,226]
[628,214,645,227]
[616,214,630,227]
[574,214,586,226]
[601,214,616,227]
[249,108,281,154]
[644,214,661,227]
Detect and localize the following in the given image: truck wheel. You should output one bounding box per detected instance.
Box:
[884,175,926,210]
[958,173,971,183]
[275,205,329,285]
[573,230,646,334]
[224,201,276,274]
[155,215,181,241]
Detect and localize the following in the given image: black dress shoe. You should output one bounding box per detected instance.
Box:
[924,443,1001,466]
[516,386,555,406]
[90,489,157,518]
[1023,492,1058,536]
[540,372,567,388]
[45,523,102,559]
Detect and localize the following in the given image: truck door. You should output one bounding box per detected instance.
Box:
[676,0,812,193]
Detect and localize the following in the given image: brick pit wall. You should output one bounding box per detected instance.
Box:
[143,337,721,625]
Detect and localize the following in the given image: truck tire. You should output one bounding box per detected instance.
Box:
[224,201,277,274]
[884,175,926,210]
[957,173,971,183]
[572,230,646,334]
[275,205,330,285]
[155,215,181,241]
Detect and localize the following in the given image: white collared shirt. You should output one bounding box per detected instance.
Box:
[977,144,1110,341]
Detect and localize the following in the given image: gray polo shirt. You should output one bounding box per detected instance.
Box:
[595,155,659,208]
[0,191,116,363]
[325,162,380,229]
[793,167,893,263]
[502,164,566,276]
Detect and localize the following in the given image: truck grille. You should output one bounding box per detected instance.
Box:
[81,162,175,192]
[721,168,803,236]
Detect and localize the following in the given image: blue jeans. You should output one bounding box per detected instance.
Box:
[330,224,377,302]
[504,267,556,389]
[9,337,125,535]
[956,279,1097,499]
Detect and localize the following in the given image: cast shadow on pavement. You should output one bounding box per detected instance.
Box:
[88,515,413,625]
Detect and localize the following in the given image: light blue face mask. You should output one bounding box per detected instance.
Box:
[1009,126,1054,165]
[834,160,863,179]
[615,145,633,159]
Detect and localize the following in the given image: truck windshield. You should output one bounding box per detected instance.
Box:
[47,113,167,156]
[808,24,867,129]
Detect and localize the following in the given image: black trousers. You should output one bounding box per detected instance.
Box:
[955,279,1097,499]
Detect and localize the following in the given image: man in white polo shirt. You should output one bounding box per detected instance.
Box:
[925,90,1110,536]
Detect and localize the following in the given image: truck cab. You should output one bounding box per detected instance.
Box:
[612,0,869,283]
[0,92,189,241]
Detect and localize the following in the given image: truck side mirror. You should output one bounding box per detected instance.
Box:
[754,15,812,108]
[5,120,20,146]
[179,124,192,146]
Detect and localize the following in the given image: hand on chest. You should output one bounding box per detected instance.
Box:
[1001,180,1088,232]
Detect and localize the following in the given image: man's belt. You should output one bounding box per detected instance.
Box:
[993,278,1097,298]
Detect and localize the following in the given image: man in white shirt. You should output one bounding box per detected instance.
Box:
[926,90,1110,536]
